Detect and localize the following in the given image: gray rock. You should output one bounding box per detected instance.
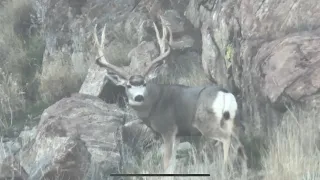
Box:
[3,140,21,155]
[0,139,21,160]
[123,119,158,155]
[184,0,320,135]
[21,136,91,180]
[239,0,320,40]
[237,32,320,132]
[120,12,153,44]
[18,93,126,179]
[171,35,195,50]
[79,63,109,96]
[18,126,37,148]
[0,155,28,180]
[163,10,186,33]
[128,41,159,75]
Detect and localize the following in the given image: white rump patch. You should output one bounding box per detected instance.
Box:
[212,91,238,120]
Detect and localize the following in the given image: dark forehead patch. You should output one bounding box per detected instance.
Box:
[219,88,229,93]
[129,75,145,86]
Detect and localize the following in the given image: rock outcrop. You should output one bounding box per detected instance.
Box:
[19,93,124,179]
[184,0,320,135]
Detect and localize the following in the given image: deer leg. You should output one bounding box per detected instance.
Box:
[161,128,178,174]
[209,129,231,173]
[221,119,233,166]
[200,129,231,166]
[193,123,232,166]
[222,138,231,166]
[207,130,230,163]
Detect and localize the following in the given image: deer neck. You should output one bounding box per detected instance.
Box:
[130,102,151,120]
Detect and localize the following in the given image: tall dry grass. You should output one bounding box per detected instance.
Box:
[119,107,320,180]
[0,0,33,130]
[262,108,320,180]
[37,51,86,103]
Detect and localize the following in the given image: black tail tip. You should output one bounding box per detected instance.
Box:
[223,111,230,120]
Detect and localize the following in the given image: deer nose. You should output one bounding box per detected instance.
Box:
[134,95,144,102]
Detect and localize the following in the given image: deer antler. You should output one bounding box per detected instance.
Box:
[94,24,129,80]
[143,16,173,77]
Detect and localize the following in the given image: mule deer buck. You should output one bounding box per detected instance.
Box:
[94,17,247,173]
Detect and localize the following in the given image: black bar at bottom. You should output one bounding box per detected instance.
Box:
[110,174,210,177]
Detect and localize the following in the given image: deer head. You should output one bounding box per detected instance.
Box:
[94,16,173,106]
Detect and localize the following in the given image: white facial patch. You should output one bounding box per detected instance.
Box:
[126,85,147,105]
[212,91,238,121]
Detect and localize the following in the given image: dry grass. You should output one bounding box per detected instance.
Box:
[0,0,73,132]
[119,107,320,180]
[37,51,86,103]
[122,140,247,180]
[0,0,33,130]
[262,108,320,180]
[0,69,25,129]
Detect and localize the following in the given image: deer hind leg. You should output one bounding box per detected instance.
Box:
[229,131,248,177]
[212,128,231,166]
[193,121,232,168]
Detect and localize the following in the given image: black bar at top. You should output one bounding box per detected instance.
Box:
[110,174,210,177]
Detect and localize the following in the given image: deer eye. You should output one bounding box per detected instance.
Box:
[143,83,146,87]
[127,84,132,88]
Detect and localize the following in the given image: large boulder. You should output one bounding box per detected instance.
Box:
[238,31,320,133]
[0,127,37,180]
[253,32,320,106]
[20,135,91,180]
[18,93,126,179]
[15,93,156,179]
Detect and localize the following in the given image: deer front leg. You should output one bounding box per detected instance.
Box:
[161,128,178,174]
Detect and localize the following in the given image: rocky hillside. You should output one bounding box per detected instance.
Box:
[0,0,319,179]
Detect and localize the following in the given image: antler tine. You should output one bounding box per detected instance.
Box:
[159,17,168,54]
[94,24,129,79]
[143,17,172,77]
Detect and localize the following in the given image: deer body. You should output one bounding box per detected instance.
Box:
[132,83,204,136]
[130,82,235,138]
[125,79,238,171]
[93,18,247,174]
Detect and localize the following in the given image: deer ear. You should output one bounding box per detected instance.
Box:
[106,72,127,87]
